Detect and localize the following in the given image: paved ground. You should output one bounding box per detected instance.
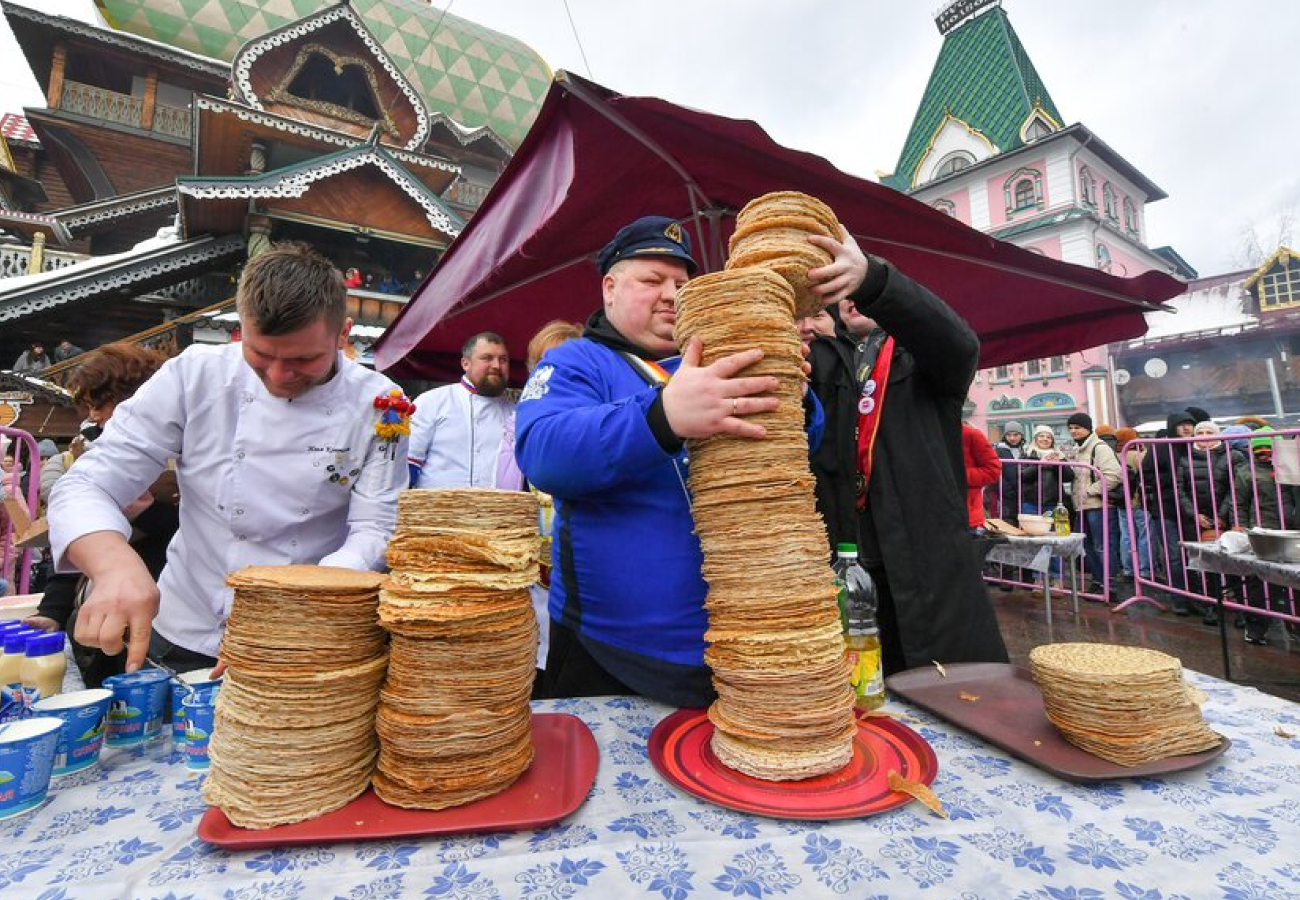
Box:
[989,585,1300,704]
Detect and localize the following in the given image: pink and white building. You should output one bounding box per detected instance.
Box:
[883,0,1194,442]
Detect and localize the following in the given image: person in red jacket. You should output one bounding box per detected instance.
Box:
[962,423,1002,530]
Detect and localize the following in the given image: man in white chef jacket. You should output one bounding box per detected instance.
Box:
[49,245,410,673]
[407,332,516,489]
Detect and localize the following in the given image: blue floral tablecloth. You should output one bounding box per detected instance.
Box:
[2,675,1298,900]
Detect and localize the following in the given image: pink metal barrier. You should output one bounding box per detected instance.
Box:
[1118,432,1300,642]
[985,455,1117,604]
[984,432,1300,652]
[1,426,41,596]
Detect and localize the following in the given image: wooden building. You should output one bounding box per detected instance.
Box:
[0,0,546,419]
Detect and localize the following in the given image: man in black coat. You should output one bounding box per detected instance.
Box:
[807,230,1008,675]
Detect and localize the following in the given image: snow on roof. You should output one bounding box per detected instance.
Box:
[1139,271,1256,341]
[0,221,182,293]
[208,312,385,340]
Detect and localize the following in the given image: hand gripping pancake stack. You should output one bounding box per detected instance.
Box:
[204,566,388,829]
[676,252,857,781]
[1029,643,1223,766]
[374,488,540,809]
[725,191,842,318]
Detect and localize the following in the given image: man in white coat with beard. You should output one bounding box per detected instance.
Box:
[408,332,515,489]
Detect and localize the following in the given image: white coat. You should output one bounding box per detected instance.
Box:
[408,377,515,489]
[49,343,408,657]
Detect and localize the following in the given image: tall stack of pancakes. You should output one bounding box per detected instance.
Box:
[1030,643,1223,766]
[725,192,842,318]
[374,488,540,809]
[676,260,857,782]
[204,566,387,829]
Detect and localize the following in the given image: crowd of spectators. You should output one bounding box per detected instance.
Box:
[979,404,1300,648]
[9,340,84,374]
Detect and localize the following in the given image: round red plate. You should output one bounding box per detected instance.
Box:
[647,708,938,820]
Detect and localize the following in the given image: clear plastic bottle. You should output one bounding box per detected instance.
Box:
[831,542,854,632]
[834,544,885,711]
[20,632,66,711]
[1053,502,1071,536]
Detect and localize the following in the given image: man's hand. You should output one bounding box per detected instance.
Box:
[22,616,60,633]
[663,338,780,440]
[66,531,159,672]
[808,227,869,306]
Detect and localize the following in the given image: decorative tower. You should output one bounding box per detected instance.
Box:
[883,0,1190,440]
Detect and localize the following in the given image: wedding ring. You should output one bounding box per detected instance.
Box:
[731,398,738,416]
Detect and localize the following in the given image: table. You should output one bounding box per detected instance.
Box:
[1184,540,1300,590]
[986,533,1086,625]
[1,679,1297,900]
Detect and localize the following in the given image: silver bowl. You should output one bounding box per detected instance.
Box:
[1246,528,1300,562]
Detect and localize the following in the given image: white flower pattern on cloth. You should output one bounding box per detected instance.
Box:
[1,675,1297,900]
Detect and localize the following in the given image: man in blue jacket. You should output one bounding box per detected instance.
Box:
[516,216,822,707]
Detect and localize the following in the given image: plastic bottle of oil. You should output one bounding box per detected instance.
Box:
[1053,502,1071,536]
[834,544,885,711]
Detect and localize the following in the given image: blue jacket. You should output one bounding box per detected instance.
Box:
[516,337,706,667]
[516,336,823,673]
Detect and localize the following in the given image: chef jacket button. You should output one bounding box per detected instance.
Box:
[291,540,298,548]
[217,504,224,511]
[325,408,333,416]
[242,392,253,404]
[236,534,246,541]
[300,507,309,515]
[313,460,321,467]
[236,450,245,460]
[235,508,244,516]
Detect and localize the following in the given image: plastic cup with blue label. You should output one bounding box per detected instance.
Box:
[171,669,222,744]
[32,688,113,776]
[181,692,216,771]
[102,669,171,745]
[0,716,63,820]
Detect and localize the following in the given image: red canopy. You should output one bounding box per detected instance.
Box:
[377,72,1184,382]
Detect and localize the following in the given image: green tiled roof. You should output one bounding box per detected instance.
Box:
[94,0,551,147]
[885,6,1062,190]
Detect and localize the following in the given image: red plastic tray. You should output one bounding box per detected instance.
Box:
[197,712,597,849]
[886,662,1229,782]
[648,708,938,820]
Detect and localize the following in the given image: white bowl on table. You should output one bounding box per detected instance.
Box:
[0,593,41,621]
[1018,515,1053,536]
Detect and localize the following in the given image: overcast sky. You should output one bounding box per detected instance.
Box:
[3,0,1296,277]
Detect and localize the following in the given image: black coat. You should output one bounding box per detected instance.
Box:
[1018,449,1062,512]
[1178,444,1243,528]
[994,444,1028,516]
[809,260,1008,670]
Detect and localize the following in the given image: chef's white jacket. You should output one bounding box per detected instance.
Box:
[408,378,515,489]
[49,343,408,657]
